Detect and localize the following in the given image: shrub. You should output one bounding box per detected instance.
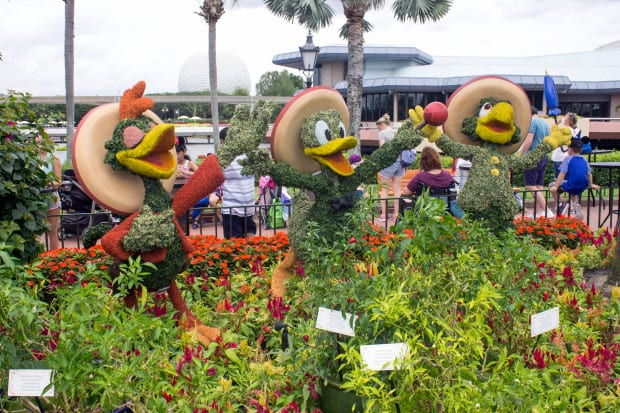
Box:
[1,91,55,262]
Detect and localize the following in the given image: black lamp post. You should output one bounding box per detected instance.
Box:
[299,31,320,89]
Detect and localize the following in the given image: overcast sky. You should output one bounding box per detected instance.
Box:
[1,0,618,97]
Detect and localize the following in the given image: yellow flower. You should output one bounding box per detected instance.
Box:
[368,261,379,276]
[490,168,500,177]
[612,286,620,300]
[490,156,500,164]
[219,377,232,392]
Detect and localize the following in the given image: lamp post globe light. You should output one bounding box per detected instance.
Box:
[299,31,320,89]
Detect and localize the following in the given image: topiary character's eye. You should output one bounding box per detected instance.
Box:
[122,125,145,148]
[338,121,346,138]
[314,120,331,145]
[478,102,493,117]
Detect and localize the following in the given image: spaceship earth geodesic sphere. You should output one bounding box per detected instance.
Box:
[178,52,251,94]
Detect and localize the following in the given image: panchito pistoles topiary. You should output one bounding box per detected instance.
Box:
[429,76,572,231]
[74,81,227,345]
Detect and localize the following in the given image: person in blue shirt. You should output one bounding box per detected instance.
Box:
[550,138,599,220]
[519,107,552,217]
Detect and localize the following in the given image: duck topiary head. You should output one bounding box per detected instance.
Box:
[300,109,357,177]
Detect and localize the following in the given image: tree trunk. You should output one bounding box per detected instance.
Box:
[345,11,364,154]
[64,0,75,163]
[208,17,220,150]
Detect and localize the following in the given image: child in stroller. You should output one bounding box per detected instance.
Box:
[57,169,114,240]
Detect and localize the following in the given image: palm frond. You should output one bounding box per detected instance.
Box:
[265,0,335,31]
[392,0,453,23]
[339,19,374,39]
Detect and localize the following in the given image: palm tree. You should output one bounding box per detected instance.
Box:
[196,1,238,150]
[63,0,75,161]
[265,0,453,151]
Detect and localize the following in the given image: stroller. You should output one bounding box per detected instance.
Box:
[256,176,290,230]
[57,169,115,240]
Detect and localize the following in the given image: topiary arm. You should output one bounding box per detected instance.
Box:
[508,125,570,171]
[508,142,553,172]
[216,100,275,168]
[270,162,326,192]
[352,119,423,185]
[435,134,480,160]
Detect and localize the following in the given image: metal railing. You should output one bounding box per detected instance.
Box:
[41,187,618,251]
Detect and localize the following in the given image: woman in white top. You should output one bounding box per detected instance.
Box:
[376,114,404,221]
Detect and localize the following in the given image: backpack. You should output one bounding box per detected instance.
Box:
[267,201,286,229]
[266,185,286,229]
[400,149,416,168]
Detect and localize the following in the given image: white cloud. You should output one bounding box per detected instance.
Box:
[0,0,618,96]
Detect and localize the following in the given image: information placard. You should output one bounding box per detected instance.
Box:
[360,343,409,371]
[315,307,357,337]
[8,369,54,397]
[530,307,560,337]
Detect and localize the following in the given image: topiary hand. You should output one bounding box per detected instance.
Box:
[216,101,275,168]
[543,125,572,148]
[408,106,442,142]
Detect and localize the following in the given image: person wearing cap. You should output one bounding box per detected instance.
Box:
[549,138,599,220]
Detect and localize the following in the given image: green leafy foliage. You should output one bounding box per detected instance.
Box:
[1,91,55,262]
[2,206,619,411]
[256,70,304,96]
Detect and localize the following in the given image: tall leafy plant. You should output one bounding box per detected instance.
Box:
[0,91,53,262]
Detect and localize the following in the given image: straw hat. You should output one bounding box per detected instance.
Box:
[444,75,531,154]
[72,103,176,215]
[270,86,349,173]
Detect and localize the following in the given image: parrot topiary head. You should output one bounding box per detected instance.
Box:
[461,97,522,146]
[103,81,177,179]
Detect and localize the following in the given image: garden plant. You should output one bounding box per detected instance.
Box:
[2,86,619,412]
[1,193,619,412]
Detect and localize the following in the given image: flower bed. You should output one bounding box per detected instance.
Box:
[2,201,619,412]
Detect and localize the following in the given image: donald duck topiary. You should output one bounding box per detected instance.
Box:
[226,87,445,296]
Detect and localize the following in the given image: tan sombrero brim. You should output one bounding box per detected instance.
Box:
[271,86,349,173]
[72,103,176,215]
[444,75,531,155]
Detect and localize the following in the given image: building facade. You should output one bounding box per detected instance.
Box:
[273,42,620,147]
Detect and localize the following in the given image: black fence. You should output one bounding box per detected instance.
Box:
[41,187,619,251]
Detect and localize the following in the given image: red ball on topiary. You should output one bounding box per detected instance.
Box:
[424,101,449,126]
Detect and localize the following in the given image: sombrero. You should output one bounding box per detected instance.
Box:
[72,103,176,215]
[444,75,531,154]
[271,86,349,173]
